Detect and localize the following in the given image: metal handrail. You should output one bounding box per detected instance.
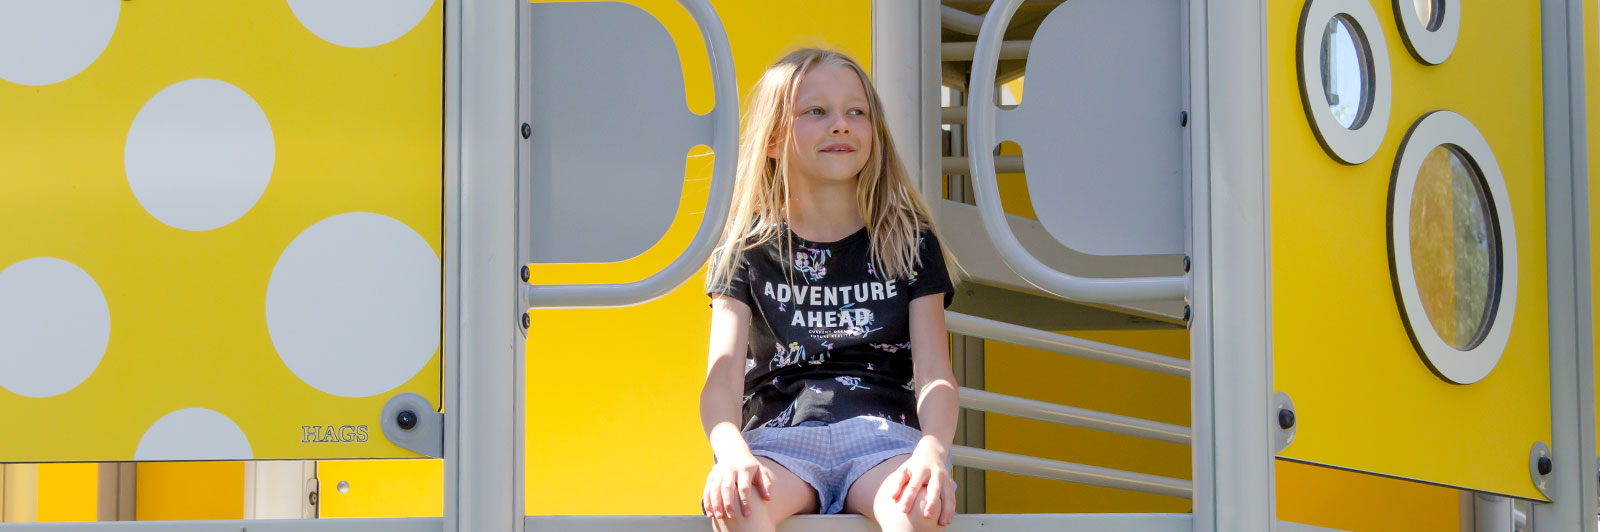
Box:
[943,155,1023,174]
[959,387,1191,444]
[942,40,1030,61]
[943,105,1017,124]
[966,0,1188,303]
[522,0,738,309]
[940,6,985,35]
[946,312,1191,377]
[952,446,1194,499]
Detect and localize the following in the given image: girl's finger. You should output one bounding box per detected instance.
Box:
[890,465,912,502]
[707,481,724,519]
[721,475,740,519]
[760,468,774,500]
[941,480,957,526]
[922,477,941,519]
[736,469,754,516]
[902,469,929,512]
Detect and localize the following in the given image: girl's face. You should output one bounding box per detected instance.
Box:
[777,64,873,186]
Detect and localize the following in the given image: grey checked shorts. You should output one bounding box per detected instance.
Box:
[740,415,926,515]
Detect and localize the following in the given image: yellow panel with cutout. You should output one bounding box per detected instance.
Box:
[1270,0,1549,499]
[522,0,871,516]
[0,1,443,462]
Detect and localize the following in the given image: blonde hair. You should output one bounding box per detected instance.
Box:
[706,48,957,294]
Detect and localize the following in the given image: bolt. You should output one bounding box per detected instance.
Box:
[1537,456,1552,476]
[1278,408,1296,430]
[520,265,530,282]
[308,491,319,506]
[1179,111,1188,127]
[1182,256,1191,272]
[521,312,531,329]
[521,123,532,139]
[1182,305,1191,322]
[396,410,418,431]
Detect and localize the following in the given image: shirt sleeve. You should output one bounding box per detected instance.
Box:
[909,229,956,308]
[706,250,756,309]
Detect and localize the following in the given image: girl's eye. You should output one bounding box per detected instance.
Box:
[849,108,866,116]
[805,108,824,115]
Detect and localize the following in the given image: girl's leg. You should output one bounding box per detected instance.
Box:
[711,456,819,532]
[841,455,944,532]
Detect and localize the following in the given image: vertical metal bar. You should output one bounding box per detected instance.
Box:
[1536,0,1598,530]
[873,0,925,193]
[446,0,517,530]
[1191,0,1273,530]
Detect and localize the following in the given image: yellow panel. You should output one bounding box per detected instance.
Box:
[1588,0,1600,452]
[1270,0,1549,499]
[36,463,97,522]
[135,462,243,521]
[523,0,871,515]
[1277,461,1459,531]
[985,329,1191,513]
[0,1,443,461]
[317,459,442,518]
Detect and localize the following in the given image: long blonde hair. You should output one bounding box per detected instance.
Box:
[706,48,957,293]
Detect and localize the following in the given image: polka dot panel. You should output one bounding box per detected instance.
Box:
[0,0,443,461]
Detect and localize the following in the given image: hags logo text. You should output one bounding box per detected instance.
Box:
[302,425,370,443]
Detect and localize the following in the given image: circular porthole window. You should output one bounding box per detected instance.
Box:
[1299,0,1390,164]
[1394,0,1459,64]
[1388,111,1517,385]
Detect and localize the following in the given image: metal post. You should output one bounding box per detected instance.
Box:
[1190,0,1274,530]
[445,0,519,530]
[1536,0,1599,530]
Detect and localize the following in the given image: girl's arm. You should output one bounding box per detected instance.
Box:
[700,295,755,459]
[896,293,959,524]
[699,294,773,519]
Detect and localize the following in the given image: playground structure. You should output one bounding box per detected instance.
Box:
[0,0,1597,531]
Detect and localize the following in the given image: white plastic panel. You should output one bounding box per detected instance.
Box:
[525,2,711,264]
[1001,0,1185,257]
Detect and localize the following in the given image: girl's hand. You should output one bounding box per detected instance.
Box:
[702,452,774,519]
[890,445,956,526]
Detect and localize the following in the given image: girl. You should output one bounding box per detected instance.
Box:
[700,48,959,532]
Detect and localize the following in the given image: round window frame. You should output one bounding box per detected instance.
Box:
[1298,0,1391,165]
[1392,0,1460,65]
[1387,111,1518,385]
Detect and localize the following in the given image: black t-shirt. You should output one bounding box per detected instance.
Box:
[709,226,955,432]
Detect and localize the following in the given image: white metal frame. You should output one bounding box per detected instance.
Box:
[1534,0,1598,528]
[1387,111,1519,385]
[1297,0,1392,165]
[1190,0,1276,530]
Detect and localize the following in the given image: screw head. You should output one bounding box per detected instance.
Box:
[1537,456,1553,476]
[1179,110,1188,127]
[1182,256,1191,272]
[396,410,418,431]
[1278,408,1296,430]
[1182,305,1191,322]
[521,313,531,329]
[520,123,532,139]
[308,491,319,506]
[520,265,530,282]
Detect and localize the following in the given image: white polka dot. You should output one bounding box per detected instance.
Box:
[266,212,439,398]
[135,408,253,461]
[125,79,275,231]
[0,0,120,86]
[0,258,110,398]
[288,0,435,48]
